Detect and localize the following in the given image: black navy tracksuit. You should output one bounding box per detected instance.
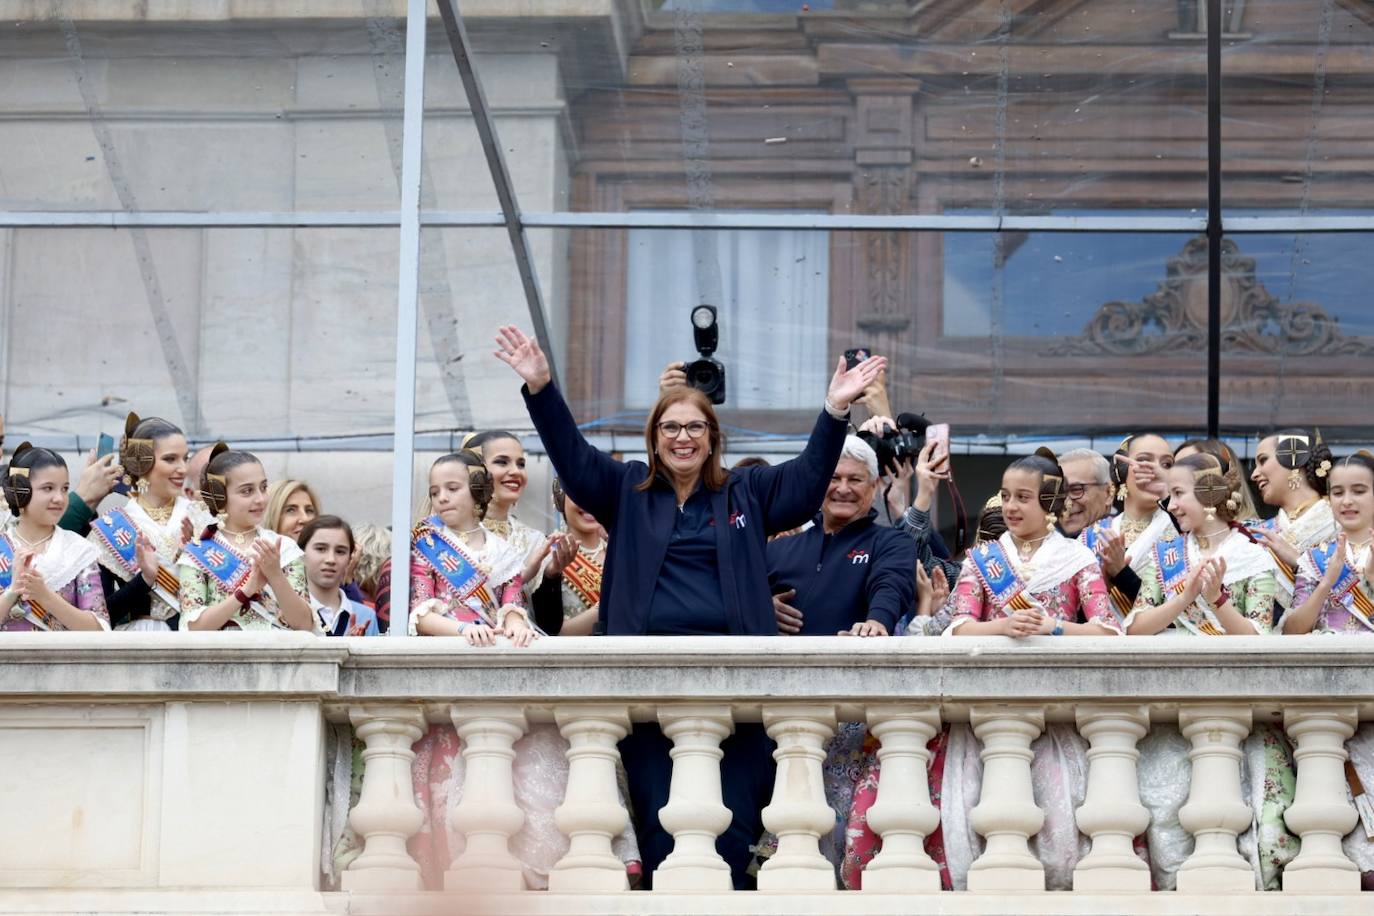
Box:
[522,381,847,888]
[767,508,916,634]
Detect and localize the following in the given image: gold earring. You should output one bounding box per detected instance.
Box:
[1204,505,1217,523]
[1046,512,1058,532]
[1118,485,1128,502]
[1287,468,1303,491]
[136,478,149,496]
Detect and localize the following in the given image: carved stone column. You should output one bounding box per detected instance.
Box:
[967,706,1046,891]
[1282,706,1360,892]
[652,705,734,892]
[1072,705,1151,891]
[445,705,529,893]
[549,705,633,893]
[860,705,942,893]
[340,706,427,892]
[757,705,838,891]
[1176,706,1254,893]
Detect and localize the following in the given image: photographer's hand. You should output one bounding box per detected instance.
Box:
[659,362,687,394]
[828,354,887,413]
[494,326,552,394]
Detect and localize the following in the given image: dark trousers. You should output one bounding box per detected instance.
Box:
[618,721,776,890]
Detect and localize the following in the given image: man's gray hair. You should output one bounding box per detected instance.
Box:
[1059,448,1110,484]
[840,436,880,481]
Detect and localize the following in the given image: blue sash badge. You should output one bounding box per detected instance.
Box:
[969,540,1028,610]
[93,509,141,578]
[1310,541,1360,601]
[1154,535,1190,595]
[1080,518,1112,556]
[182,536,249,592]
[413,520,483,602]
[0,533,13,591]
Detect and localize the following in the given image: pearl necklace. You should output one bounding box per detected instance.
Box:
[10,528,53,553]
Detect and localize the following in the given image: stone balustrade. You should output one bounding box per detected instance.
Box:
[4,633,1374,915]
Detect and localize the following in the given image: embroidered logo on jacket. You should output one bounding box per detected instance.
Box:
[848,548,870,565]
[730,511,746,529]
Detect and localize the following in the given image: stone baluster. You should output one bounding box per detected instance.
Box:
[445,705,529,893]
[1176,706,1254,892]
[340,706,428,892]
[1072,705,1151,891]
[967,706,1046,891]
[1282,706,1360,892]
[652,705,734,892]
[758,705,838,892]
[549,705,633,893]
[860,705,942,893]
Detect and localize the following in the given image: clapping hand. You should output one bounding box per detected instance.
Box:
[1321,532,1349,588]
[180,516,195,547]
[494,326,552,394]
[135,534,160,587]
[1099,529,1128,577]
[544,533,577,578]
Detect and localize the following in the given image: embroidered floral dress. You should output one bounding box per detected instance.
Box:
[89,496,207,631]
[404,521,639,890]
[1129,531,1296,890]
[176,528,307,631]
[1288,539,1374,635]
[948,531,1120,633]
[482,515,547,594]
[1255,500,1336,610]
[0,528,109,631]
[840,532,1119,890]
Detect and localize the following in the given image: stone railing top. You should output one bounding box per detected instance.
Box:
[2,634,1373,722]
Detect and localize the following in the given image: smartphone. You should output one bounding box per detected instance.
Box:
[96,432,130,496]
[926,423,950,463]
[843,347,871,371]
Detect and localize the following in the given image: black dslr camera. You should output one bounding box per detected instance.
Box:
[857,412,930,475]
[686,305,726,405]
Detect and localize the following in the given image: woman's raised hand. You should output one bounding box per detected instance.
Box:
[494,326,552,394]
[1321,532,1349,588]
[827,354,887,413]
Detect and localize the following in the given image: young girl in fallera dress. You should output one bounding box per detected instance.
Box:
[177,444,313,632]
[0,444,109,632]
[1128,452,1296,890]
[89,413,203,631]
[404,451,638,890]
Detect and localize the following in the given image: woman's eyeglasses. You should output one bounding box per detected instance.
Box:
[657,420,710,439]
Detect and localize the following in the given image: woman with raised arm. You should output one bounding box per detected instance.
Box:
[89,413,200,631]
[494,324,883,891]
[0,444,109,631]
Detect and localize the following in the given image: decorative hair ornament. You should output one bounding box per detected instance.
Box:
[552,477,566,514]
[118,411,155,485]
[1315,459,1332,479]
[985,493,1003,510]
[199,441,232,517]
[2,442,35,511]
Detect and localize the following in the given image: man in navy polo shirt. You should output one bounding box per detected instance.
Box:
[770,436,916,636]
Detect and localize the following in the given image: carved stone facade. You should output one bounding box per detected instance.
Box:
[1050,237,1374,358]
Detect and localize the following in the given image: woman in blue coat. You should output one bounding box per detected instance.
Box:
[495,325,884,888]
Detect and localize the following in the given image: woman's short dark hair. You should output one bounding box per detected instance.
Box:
[298,514,355,553]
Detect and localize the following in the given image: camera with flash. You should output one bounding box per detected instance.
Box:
[686,305,726,405]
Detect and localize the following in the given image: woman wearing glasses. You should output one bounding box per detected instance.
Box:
[494,324,884,891]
